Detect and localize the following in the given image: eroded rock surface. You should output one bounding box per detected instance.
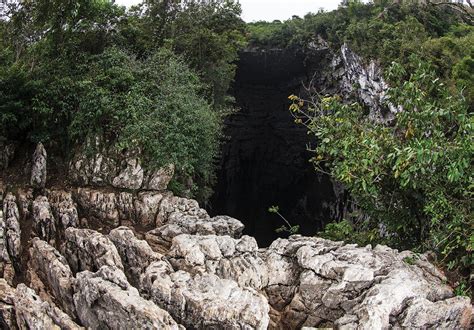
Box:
[146,214,244,251]
[2,194,21,271]
[1,165,472,329]
[32,196,56,244]
[74,265,182,329]
[63,228,123,273]
[30,143,47,189]
[142,266,270,329]
[14,283,81,329]
[29,238,76,317]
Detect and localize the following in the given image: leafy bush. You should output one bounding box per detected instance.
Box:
[290,59,473,271]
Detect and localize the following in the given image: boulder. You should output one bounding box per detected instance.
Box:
[30,142,47,189]
[146,214,244,251]
[62,228,123,273]
[0,208,15,284]
[2,193,21,271]
[32,196,56,244]
[14,283,82,329]
[74,188,120,228]
[141,265,270,329]
[144,164,175,191]
[261,235,469,329]
[155,195,209,227]
[168,234,268,289]
[112,158,144,190]
[108,226,164,288]
[73,265,182,329]
[134,191,166,228]
[47,190,78,232]
[29,238,76,317]
[0,279,16,328]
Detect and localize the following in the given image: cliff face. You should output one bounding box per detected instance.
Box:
[210,48,348,246]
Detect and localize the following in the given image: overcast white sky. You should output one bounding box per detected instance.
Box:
[114,0,345,22]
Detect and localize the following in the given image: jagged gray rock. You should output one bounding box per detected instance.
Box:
[2,193,21,271]
[396,296,472,328]
[146,214,244,251]
[109,226,164,288]
[0,279,16,328]
[30,142,47,189]
[29,238,76,318]
[112,158,144,190]
[141,265,270,329]
[14,283,82,329]
[262,235,471,329]
[47,190,78,232]
[0,212,15,285]
[168,234,268,289]
[144,164,175,191]
[74,188,120,228]
[134,191,166,228]
[63,228,123,273]
[333,44,400,124]
[155,195,209,227]
[73,265,182,329]
[32,196,56,244]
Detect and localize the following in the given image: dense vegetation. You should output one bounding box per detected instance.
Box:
[277,1,473,279]
[0,0,246,200]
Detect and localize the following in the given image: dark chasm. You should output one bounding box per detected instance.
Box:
[208,48,349,247]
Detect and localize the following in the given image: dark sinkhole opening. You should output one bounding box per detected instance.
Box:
[209,49,347,247]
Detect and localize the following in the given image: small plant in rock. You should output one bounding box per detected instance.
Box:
[268,205,300,235]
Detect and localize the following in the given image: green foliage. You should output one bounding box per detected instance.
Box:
[454,280,471,297]
[292,59,473,271]
[0,0,246,200]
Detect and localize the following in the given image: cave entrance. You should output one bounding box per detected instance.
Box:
[209,49,343,247]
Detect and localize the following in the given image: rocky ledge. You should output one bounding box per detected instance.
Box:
[0,144,472,329]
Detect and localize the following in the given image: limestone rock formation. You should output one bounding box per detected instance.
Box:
[146,214,244,251]
[0,279,16,328]
[30,142,47,189]
[334,44,401,124]
[74,188,120,228]
[134,191,166,228]
[2,193,21,271]
[1,172,472,329]
[108,226,163,287]
[142,266,270,329]
[29,238,76,317]
[32,196,56,244]
[112,158,144,190]
[69,140,174,191]
[144,164,175,191]
[262,235,471,329]
[0,205,15,284]
[168,234,268,289]
[73,265,182,329]
[62,228,123,273]
[13,282,81,329]
[47,190,78,232]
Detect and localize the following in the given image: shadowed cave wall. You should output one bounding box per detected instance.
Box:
[209,49,348,247]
